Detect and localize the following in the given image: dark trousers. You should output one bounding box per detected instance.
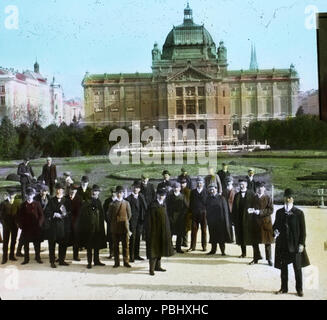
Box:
[252,244,272,261]
[23,241,41,261]
[16,234,24,253]
[47,182,55,197]
[48,241,67,264]
[2,226,18,259]
[129,223,143,261]
[87,248,100,265]
[210,242,225,254]
[20,181,29,200]
[149,257,162,273]
[190,214,207,250]
[240,245,247,257]
[108,233,113,256]
[281,262,303,292]
[112,233,129,265]
[173,235,183,251]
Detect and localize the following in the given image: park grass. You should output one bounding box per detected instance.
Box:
[1,151,326,204]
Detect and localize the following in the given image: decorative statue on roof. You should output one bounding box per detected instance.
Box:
[218,41,227,63]
[152,42,161,61]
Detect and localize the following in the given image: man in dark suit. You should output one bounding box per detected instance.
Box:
[140,174,156,208]
[188,177,208,252]
[157,170,173,193]
[126,181,147,262]
[177,168,192,190]
[273,189,310,297]
[41,157,57,196]
[76,176,92,202]
[17,158,36,200]
[246,168,256,193]
[232,179,256,258]
[217,163,231,193]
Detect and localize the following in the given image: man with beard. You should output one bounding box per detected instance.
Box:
[41,157,57,196]
[180,178,192,248]
[66,184,82,261]
[126,181,147,262]
[232,179,256,258]
[77,176,92,202]
[205,167,222,195]
[177,168,192,189]
[108,186,132,268]
[44,183,72,268]
[103,188,117,260]
[217,163,231,193]
[189,177,208,252]
[206,184,233,255]
[0,189,21,264]
[145,189,174,276]
[76,185,107,269]
[17,157,36,200]
[248,182,274,266]
[140,174,156,208]
[17,187,44,265]
[166,182,186,254]
[157,170,173,193]
[274,189,310,297]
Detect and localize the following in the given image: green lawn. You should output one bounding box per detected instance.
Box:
[0,151,325,205]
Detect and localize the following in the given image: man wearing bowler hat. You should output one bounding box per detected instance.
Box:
[177,168,192,190]
[274,188,310,297]
[41,157,57,196]
[126,180,147,262]
[217,163,231,193]
[17,157,36,200]
[157,170,173,193]
[0,188,21,264]
[77,176,92,202]
[246,168,257,193]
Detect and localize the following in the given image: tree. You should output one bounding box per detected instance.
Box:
[0,116,18,159]
[296,106,304,117]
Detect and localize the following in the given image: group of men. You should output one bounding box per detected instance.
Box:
[0,159,309,295]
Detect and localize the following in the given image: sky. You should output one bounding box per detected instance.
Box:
[0,0,326,99]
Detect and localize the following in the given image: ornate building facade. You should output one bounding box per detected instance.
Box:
[82,4,299,141]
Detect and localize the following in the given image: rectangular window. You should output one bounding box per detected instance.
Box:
[198,100,206,114]
[186,87,195,96]
[198,87,205,96]
[186,100,196,114]
[176,100,183,115]
[0,86,5,93]
[0,96,5,105]
[224,125,227,136]
[223,90,226,97]
[176,87,183,97]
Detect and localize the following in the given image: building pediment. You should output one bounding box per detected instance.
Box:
[167,66,212,82]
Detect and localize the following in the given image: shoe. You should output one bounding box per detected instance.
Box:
[155,267,166,272]
[51,263,57,268]
[9,256,17,261]
[297,291,304,297]
[206,251,216,255]
[55,258,59,263]
[130,259,135,263]
[21,260,29,265]
[113,264,119,268]
[107,255,113,260]
[268,260,273,266]
[176,250,184,254]
[187,248,195,252]
[238,254,246,258]
[16,252,24,257]
[202,247,207,252]
[124,263,132,268]
[221,253,226,256]
[1,259,8,264]
[36,259,43,264]
[249,260,258,265]
[135,256,144,261]
[275,289,288,295]
[73,257,81,262]
[59,261,69,266]
[150,271,155,276]
[94,261,105,266]
[87,264,92,269]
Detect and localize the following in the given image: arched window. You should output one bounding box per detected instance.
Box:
[233,122,240,135]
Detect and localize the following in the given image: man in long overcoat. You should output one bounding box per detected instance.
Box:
[41,157,57,196]
[166,182,186,253]
[145,189,174,275]
[177,168,192,190]
[223,177,236,215]
[44,183,72,268]
[248,182,274,266]
[17,158,36,200]
[246,168,257,193]
[76,176,92,202]
[103,188,116,259]
[206,184,233,255]
[0,189,21,264]
[232,179,256,258]
[189,177,208,252]
[126,181,147,262]
[180,178,192,247]
[76,185,107,269]
[157,170,173,193]
[217,163,231,193]
[273,188,310,297]
[17,187,44,265]
[108,186,132,268]
[205,167,222,195]
[140,174,156,208]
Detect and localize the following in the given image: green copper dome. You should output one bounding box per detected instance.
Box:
[161,4,217,61]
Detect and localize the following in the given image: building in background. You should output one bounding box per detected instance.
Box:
[82,4,299,142]
[0,61,64,127]
[298,90,319,115]
[63,97,84,125]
